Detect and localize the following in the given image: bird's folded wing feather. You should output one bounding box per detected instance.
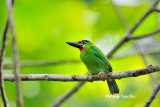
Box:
[91,46,113,72]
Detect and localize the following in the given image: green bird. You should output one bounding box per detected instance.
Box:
[66,40,119,95]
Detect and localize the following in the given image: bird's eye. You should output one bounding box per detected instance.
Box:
[82,41,85,44]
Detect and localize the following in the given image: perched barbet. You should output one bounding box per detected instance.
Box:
[66,40,119,95]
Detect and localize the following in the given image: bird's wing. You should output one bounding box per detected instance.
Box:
[91,46,113,72]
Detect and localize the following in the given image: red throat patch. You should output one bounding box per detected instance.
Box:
[79,47,87,52]
[79,47,84,51]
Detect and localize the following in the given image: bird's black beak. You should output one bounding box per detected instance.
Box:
[66,42,83,48]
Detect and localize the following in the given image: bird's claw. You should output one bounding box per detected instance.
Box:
[98,72,106,81]
[98,72,106,78]
[87,74,94,82]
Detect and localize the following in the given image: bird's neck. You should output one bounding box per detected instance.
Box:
[79,46,88,52]
[79,45,92,52]
[79,47,85,52]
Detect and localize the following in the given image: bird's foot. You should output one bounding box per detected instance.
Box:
[87,74,94,82]
[98,72,106,77]
[98,72,107,81]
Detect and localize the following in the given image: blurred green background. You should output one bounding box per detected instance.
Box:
[0,0,160,107]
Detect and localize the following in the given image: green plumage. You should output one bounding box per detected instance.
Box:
[80,46,111,74]
[66,40,119,95]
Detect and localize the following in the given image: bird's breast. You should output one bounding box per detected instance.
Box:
[80,48,107,74]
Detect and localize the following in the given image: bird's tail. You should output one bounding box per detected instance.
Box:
[107,79,119,95]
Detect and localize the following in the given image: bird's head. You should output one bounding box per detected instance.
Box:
[66,40,94,51]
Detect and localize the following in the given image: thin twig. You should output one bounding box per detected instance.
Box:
[132,42,157,85]
[0,18,9,107]
[144,80,160,107]
[132,43,149,68]
[113,48,160,59]
[50,81,85,107]
[4,60,80,69]
[128,28,160,40]
[110,0,128,29]
[3,64,160,81]
[6,0,24,106]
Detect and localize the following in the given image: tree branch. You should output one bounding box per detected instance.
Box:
[144,80,160,107]
[0,0,15,106]
[154,9,160,12]
[110,0,128,29]
[6,0,23,106]
[113,48,160,59]
[107,0,160,58]
[2,47,159,69]
[3,64,160,81]
[128,28,160,40]
[0,16,9,107]
[132,42,157,86]
[3,48,160,69]
[4,60,80,69]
